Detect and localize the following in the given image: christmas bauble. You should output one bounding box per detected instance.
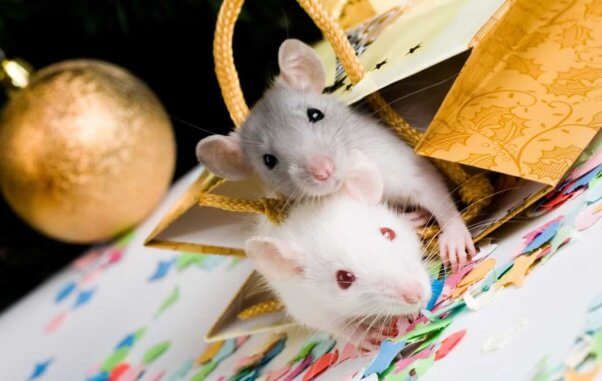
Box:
[0,60,176,243]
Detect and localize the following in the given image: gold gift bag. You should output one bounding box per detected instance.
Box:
[146,0,602,341]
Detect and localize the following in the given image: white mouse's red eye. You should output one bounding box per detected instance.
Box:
[380,227,396,241]
[336,270,355,290]
[307,108,324,123]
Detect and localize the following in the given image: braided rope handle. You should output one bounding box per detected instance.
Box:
[212,0,493,228]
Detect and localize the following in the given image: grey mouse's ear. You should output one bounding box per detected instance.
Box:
[341,151,384,205]
[245,236,302,281]
[277,39,325,93]
[195,133,254,181]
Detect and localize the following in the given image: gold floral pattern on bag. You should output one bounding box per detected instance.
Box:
[416,0,602,186]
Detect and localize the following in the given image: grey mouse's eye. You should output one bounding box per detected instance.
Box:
[307,108,324,123]
[262,154,278,169]
[336,270,355,290]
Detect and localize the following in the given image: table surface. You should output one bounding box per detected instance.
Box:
[1,162,601,381]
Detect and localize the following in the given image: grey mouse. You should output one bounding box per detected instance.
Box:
[197,39,476,271]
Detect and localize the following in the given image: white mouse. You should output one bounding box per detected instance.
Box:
[245,153,432,350]
[198,38,475,271]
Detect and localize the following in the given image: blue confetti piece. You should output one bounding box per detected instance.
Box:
[364,340,406,376]
[115,333,136,350]
[427,277,445,310]
[586,308,602,333]
[522,221,562,253]
[73,288,96,309]
[589,293,602,312]
[213,338,237,363]
[199,255,226,271]
[28,359,53,380]
[565,164,602,193]
[86,371,109,381]
[148,258,176,282]
[260,338,286,366]
[168,359,194,381]
[55,281,77,304]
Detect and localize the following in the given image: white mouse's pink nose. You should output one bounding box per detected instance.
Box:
[308,155,334,181]
[399,284,423,304]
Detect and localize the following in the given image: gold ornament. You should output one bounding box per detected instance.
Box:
[0,59,176,243]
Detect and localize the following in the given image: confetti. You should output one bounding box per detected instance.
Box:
[190,361,217,381]
[338,343,360,364]
[497,254,539,288]
[482,318,528,352]
[55,281,77,303]
[28,359,53,380]
[102,347,130,372]
[302,349,339,381]
[73,288,97,309]
[394,347,435,374]
[427,277,445,310]
[148,259,176,282]
[265,365,291,381]
[387,353,435,380]
[564,366,602,381]
[197,341,224,365]
[143,341,171,365]
[464,284,503,311]
[434,330,466,360]
[575,207,602,231]
[109,363,130,381]
[154,286,180,318]
[450,258,496,298]
[175,253,206,271]
[44,311,67,334]
[364,341,406,377]
[283,356,313,381]
[87,371,110,381]
[213,339,237,363]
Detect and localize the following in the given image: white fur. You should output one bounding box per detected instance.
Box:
[248,195,432,342]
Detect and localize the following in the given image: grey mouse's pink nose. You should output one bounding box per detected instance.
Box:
[308,155,334,181]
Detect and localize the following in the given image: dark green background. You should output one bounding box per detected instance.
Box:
[0,0,319,311]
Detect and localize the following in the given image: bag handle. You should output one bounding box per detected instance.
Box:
[213,0,423,145]
[212,0,494,236]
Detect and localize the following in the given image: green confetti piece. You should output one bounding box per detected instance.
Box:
[101,347,129,372]
[115,230,135,248]
[399,317,453,343]
[176,253,206,271]
[155,286,180,318]
[291,340,319,363]
[530,356,552,381]
[134,327,146,342]
[142,341,171,365]
[592,331,602,360]
[189,361,218,381]
[228,257,244,270]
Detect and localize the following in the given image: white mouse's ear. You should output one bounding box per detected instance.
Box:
[277,39,325,93]
[342,151,384,205]
[245,236,302,281]
[196,133,254,181]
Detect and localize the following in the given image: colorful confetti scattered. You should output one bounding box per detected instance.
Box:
[27,359,53,381]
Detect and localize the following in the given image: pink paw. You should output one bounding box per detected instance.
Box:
[405,209,432,229]
[348,323,398,352]
[438,222,476,273]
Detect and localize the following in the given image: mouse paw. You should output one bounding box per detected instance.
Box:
[404,209,432,229]
[438,222,476,273]
[343,324,394,352]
